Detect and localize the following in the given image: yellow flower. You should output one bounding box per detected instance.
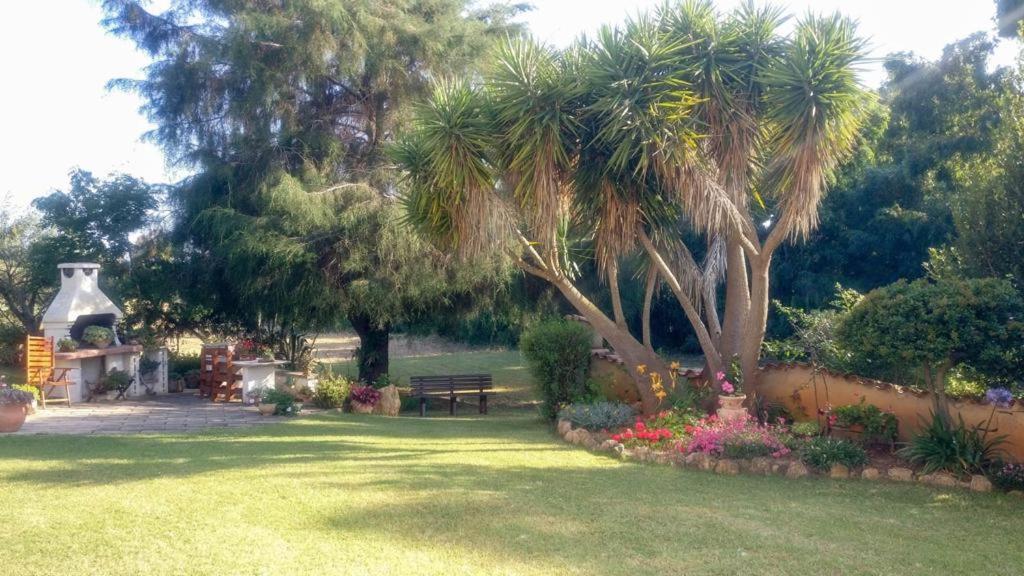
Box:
[669,361,681,372]
[636,364,647,375]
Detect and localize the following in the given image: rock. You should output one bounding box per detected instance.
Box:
[829,464,850,479]
[700,455,718,471]
[574,429,592,446]
[748,457,773,475]
[556,419,572,436]
[599,439,618,452]
[715,459,740,475]
[861,467,881,481]
[771,462,788,475]
[888,467,914,482]
[785,461,810,479]
[969,475,993,493]
[373,385,401,417]
[583,434,601,451]
[653,451,673,465]
[683,452,703,468]
[920,472,959,488]
[1008,490,1024,499]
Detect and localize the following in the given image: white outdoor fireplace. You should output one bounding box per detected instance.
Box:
[38,263,166,402]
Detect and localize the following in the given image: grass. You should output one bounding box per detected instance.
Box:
[1,412,1023,575]
[330,350,536,405]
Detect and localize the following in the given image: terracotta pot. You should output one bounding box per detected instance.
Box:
[0,404,27,433]
[718,394,747,410]
[350,401,375,414]
[257,403,277,416]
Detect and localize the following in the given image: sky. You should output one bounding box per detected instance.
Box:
[0,0,1017,211]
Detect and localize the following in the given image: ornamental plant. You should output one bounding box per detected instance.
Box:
[985,387,1014,408]
[799,436,869,471]
[831,399,898,445]
[683,414,791,458]
[715,357,744,396]
[989,462,1024,491]
[0,387,34,407]
[611,420,675,449]
[559,401,636,432]
[82,326,114,347]
[350,385,382,407]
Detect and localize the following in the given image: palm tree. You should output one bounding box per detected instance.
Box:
[394,1,869,413]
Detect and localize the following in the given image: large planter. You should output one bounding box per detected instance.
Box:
[257,403,277,416]
[717,394,748,421]
[88,340,112,349]
[351,401,375,414]
[0,405,27,433]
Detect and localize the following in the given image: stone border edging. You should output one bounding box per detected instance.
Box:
[556,419,999,494]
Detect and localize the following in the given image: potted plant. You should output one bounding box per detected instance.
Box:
[184,369,201,389]
[349,385,381,414]
[262,388,301,416]
[715,358,746,421]
[82,326,115,349]
[12,384,40,415]
[92,368,131,401]
[168,372,184,393]
[0,387,34,433]
[139,356,161,395]
[57,338,78,353]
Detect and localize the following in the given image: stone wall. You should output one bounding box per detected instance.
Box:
[757,363,1024,460]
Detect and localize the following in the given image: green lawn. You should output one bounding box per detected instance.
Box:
[1,413,1023,575]
[331,350,537,405]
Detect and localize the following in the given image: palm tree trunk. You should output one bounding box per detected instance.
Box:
[720,236,749,359]
[642,266,657,350]
[739,256,772,391]
[607,263,627,330]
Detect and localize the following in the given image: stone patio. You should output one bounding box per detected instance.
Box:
[15,394,276,435]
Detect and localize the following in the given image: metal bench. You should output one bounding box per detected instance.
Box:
[409,374,493,417]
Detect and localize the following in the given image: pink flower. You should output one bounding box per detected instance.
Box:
[721,382,734,394]
[715,371,726,381]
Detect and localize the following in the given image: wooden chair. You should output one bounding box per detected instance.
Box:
[25,336,75,408]
[199,344,241,402]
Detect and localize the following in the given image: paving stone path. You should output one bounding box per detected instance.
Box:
[15,394,278,435]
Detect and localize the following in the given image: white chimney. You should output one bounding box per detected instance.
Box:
[41,263,123,341]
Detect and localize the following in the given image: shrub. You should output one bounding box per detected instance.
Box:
[82,326,115,346]
[98,369,132,393]
[988,462,1024,491]
[0,387,34,406]
[169,352,200,376]
[837,277,1024,397]
[350,385,381,407]
[262,388,301,416]
[684,415,791,458]
[57,338,78,353]
[558,401,636,431]
[799,437,869,471]
[520,319,594,419]
[0,323,25,366]
[898,412,1006,476]
[139,356,161,376]
[791,421,820,437]
[313,376,350,409]
[12,384,40,402]
[832,400,898,445]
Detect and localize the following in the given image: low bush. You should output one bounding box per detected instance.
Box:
[799,437,869,471]
[831,400,898,445]
[684,415,791,458]
[350,385,381,407]
[898,412,1006,476]
[0,322,25,366]
[0,387,34,406]
[791,421,820,437]
[611,420,675,448]
[644,407,704,437]
[312,376,350,409]
[12,384,39,402]
[558,401,636,431]
[169,352,200,376]
[520,319,594,419]
[988,462,1024,491]
[262,388,301,416]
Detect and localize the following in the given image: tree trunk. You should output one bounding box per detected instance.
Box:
[720,236,750,360]
[607,263,627,330]
[349,312,390,385]
[642,266,658,350]
[739,257,772,393]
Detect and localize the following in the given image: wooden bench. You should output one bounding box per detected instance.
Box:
[409,374,493,417]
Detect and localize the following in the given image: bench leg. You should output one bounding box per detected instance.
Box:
[479,394,487,415]
[449,395,456,416]
[419,396,426,417]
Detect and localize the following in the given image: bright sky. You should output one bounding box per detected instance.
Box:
[0,0,1017,210]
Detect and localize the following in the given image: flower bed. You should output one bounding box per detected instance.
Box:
[555,411,1003,494]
